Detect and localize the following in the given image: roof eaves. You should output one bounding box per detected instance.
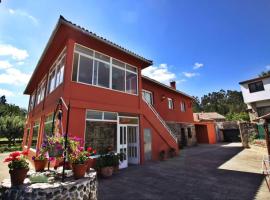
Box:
[142,75,194,100]
[239,75,270,85]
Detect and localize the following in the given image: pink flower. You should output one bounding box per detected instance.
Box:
[10,151,21,158]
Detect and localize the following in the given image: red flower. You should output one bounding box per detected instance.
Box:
[87,147,92,152]
[93,150,97,155]
[21,150,28,156]
[4,157,13,163]
[78,146,84,152]
[10,151,21,158]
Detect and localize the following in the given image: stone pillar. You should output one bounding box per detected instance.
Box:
[238,122,250,148]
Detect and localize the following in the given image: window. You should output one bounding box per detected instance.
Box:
[168,98,174,109]
[248,81,264,93]
[142,90,153,105]
[180,101,186,112]
[72,44,138,95]
[44,114,53,137]
[85,109,117,153]
[24,128,30,147]
[29,92,36,111]
[36,79,46,105]
[187,128,192,138]
[47,49,66,94]
[31,121,40,150]
[86,110,117,121]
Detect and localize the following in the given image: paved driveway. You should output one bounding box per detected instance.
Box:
[98,143,270,200]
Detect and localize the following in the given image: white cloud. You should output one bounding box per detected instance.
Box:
[0,89,14,97]
[0,44,29,61]
[266,65,270,70]
[8,8,39,25]
[193,62,204,70]
[0,60,12,69]
[142,63,176,85]
[183,72,199,78]
[0,68,31,85]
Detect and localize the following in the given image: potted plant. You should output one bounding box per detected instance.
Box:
[159,150,166,161]
[69,147,88,179]
[46,136,64,157]
[96,153,114,178]
[85,147,97,172]
[32,148,48,172]
[4,151,29,186]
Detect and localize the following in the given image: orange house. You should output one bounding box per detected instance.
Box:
[22,16,194,167]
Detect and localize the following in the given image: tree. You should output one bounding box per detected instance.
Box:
[259,70,270,77]
[194,90,249,121]
[0,95,6,105]
[0,115,25,147]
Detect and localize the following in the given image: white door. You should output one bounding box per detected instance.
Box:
[127,126,139,164]
[118,125,128,169]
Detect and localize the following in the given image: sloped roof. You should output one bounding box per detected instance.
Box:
[24,15,152,94]
[193,112,226,122]
[142,76,194,99]
[239,74,270,85]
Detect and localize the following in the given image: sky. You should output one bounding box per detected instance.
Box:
[0,0,270,108]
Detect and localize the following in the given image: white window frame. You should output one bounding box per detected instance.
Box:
[30,120,40,151]
[180,101,186,112]
[47,48,66,95]
[29,90,36,111]
[142,89,154,105]
[73,43,138,96]
[168,98,174,110]
[85,109,118,122]
[36,77,46,106]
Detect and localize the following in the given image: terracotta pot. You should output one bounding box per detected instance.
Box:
[9,168,29,186]
[101,166,113,178]
[72,163,87,179]
[34,159,47,172]
[86,158,96,172]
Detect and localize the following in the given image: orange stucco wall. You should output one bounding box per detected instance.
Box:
[195,122,216,144]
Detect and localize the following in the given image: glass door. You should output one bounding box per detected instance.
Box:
[118,125,128,169]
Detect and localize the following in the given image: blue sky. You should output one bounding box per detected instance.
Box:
[0,0,270,108]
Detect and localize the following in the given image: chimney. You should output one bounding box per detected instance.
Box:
[170,81,176,89]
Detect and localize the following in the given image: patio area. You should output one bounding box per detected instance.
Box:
[98,143,270,200]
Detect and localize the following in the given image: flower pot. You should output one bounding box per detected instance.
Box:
[86,158,96,172]
[101,166,113,178]
[34,159,47,172]
[48,147,63,157]
[9,168,29,186]
[72,163,87,179]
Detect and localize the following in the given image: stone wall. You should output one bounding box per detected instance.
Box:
[166,122,197,147]
[238,122,258,148]
[0,171,97,200]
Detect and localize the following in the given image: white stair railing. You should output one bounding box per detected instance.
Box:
[142,97,178,142]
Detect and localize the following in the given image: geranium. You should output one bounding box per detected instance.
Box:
[68,146,88,164]
[86,146,97,157]
[3,151,29,170]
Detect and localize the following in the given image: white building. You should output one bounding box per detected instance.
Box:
[239,75,270,121]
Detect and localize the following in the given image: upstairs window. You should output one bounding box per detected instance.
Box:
[47,49,66,94]
[72,44,138,95]
[29,92,36,111]
[180,101,186,112]
[248,81,264,93]
[36,78,46,105]
[142,90,153,105]
[168,98,174,109]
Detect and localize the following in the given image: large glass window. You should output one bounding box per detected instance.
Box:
[168,98,174,109]
[47,49,66,94]
[85,110,118,153]
[78,55,93,84]
[142,90,153,105]
[44,114,53,137]
[29,92,36,111]
[180,101,186,112]
[72,44,138,95]
[112,66,125,91]
[31,121,40,149]
[36,79,46,105]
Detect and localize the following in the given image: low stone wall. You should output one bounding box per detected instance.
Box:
[0,171,97,200]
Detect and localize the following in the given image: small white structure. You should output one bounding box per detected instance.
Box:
[239,75,270,122]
